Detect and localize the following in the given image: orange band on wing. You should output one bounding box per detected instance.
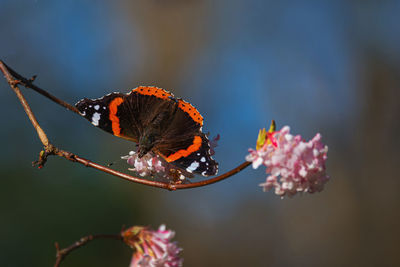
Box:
[133,86,203,126]
[178,100,203,126]
[165,135,202,162]
[109,97,124,136]
[133,86,172,99]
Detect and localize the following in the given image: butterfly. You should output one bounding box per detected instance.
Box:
[75,86,218,176]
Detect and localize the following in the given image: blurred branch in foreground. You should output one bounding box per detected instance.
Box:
[54,224,182,267]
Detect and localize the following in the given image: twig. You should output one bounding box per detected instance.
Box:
[0,60,251,190]
[1,61,81,115]
[0,61,50,147]
[169,161,250,190]
[54,234,122,267]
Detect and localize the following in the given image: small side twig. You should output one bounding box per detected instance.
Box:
[54,234,123,267]
[0,60,251,190]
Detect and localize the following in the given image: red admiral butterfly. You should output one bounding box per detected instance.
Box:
[75,86,218,177]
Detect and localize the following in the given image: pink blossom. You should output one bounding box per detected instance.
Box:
[122,151,166,177]
[122,151,195,181]
[122,225,183,267]
[246,125,329,197]
[121,133,219,180]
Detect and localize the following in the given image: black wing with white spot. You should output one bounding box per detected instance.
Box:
[75,93,120,133]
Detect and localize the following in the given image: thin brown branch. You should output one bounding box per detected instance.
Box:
[0,61,50,147]
[74,155,251,190]
[54,234,123,267]
[0,60,251,190]
[1,61,81,115]
[171,161,251,190]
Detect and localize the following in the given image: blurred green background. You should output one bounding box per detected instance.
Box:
[1,0,399,266]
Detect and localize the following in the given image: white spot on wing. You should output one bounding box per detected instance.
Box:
[92,112,101,126]
[200,157,206,162]
[186,161,199,173]
[94,105,100,110]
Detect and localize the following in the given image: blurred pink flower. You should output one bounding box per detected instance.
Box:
[246,125,329,197]
[122,225,183,267]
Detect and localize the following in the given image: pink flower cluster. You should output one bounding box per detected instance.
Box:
[122,134,220,180]
[122,225,183,267]
[122,151,193,181]
[246,126,329,197]
[122,151,166,177]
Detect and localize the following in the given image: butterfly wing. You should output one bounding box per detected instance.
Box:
[155,100,218,176]
[75,87,174,142]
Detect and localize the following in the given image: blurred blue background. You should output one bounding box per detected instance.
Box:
[1,0,399,266]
